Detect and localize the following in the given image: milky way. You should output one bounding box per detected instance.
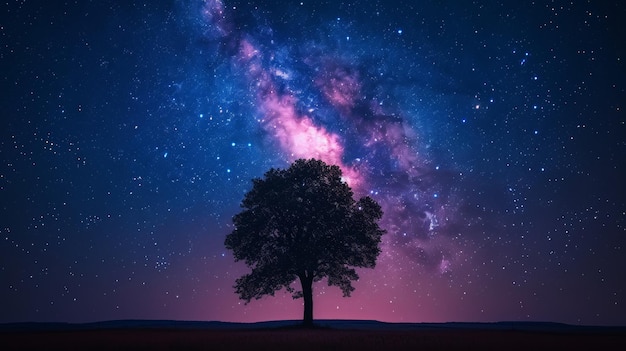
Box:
[1,0,625,325]
[201,0,466,276]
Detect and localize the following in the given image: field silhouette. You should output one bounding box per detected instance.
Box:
[2,320,625,350]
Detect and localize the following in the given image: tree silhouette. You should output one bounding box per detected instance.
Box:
[225,158,385,326]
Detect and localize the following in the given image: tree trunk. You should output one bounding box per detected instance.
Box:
[301,273,313,327]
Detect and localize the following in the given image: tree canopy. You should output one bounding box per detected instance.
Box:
[224,158,385,325]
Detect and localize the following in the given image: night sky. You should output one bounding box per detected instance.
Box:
[1,0,625,326]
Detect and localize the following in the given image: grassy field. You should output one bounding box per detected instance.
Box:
[3,326,626,350]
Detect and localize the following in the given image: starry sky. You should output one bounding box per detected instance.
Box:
[1,0,625,326]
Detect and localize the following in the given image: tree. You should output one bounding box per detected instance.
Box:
[224,158,385,326]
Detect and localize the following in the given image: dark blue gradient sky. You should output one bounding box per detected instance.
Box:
[1,0,625,325]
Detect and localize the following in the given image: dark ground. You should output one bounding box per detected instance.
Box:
[2,320,625,350]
